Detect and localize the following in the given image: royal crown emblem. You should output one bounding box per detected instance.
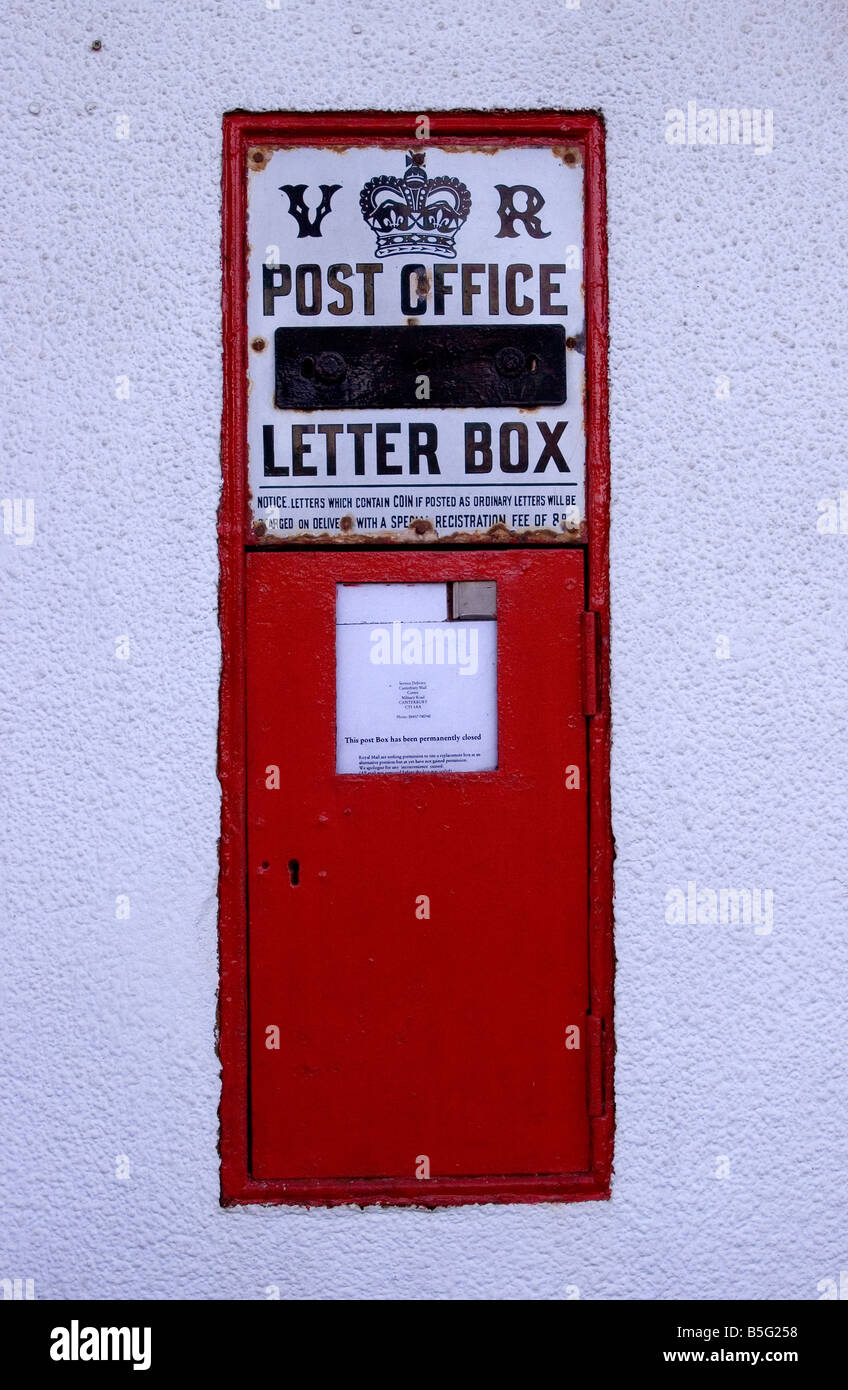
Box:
[360,151,471,259]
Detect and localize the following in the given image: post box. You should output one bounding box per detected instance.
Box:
[219,111,613,1205]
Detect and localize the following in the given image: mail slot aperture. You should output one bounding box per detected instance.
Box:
[274,325,567,409]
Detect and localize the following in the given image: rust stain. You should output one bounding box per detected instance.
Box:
[553,144,583,167]
[434,143,505,156]
[251,337,267,353]
[250,519,586,548]
[252,142,369,158]
[245,142,444,163]
[248,146,275,171]
[244,142,579,169]
[566,331,586,354]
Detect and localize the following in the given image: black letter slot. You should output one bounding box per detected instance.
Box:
[274,325,567,409]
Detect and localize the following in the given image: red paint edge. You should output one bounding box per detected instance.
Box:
[219,110,613,1207]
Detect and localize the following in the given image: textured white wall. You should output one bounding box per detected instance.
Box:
[1,0,845,1300]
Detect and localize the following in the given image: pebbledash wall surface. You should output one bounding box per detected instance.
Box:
[1,0,845,1301]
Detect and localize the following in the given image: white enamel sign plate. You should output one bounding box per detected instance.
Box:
[246,144,585,542]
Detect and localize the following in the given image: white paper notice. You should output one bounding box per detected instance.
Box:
[336,583,497,774]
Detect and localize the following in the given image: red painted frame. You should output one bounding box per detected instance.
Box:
[219,110,613,1206]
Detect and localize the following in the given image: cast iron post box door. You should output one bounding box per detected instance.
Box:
[246,549,589,1180]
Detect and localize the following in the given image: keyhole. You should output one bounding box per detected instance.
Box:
[288,858,300,886]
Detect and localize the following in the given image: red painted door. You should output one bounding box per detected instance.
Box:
[246,549,590,1182]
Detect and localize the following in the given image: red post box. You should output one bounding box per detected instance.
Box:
[219,111,613,1205]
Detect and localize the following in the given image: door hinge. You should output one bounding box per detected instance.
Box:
[587,1014,605,1117]
[581,609,601,716]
